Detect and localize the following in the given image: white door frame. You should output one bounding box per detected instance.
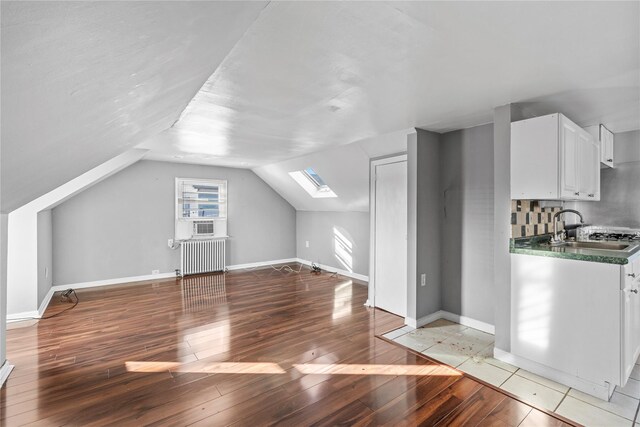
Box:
[368,154,408,310]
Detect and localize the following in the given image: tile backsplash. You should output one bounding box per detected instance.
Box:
[511,200,564,238]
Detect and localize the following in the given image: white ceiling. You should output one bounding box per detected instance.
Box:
[3,1,639,212]
[254,128,413,212]
[143,1,640,169]
[0,1,267,212]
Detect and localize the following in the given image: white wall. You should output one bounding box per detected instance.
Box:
[1,213,8,375]
[296,211,369,277]
[440,123,495,325]
[7,211,38,315]
[37,211,53,308]
[52,160,296,286]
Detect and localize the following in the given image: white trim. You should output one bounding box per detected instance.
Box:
[52,272,176,292]
[404,317,417,328]
[369,153,408,311]
[493,348,613,401]
[296,258,369,282]
[0,361,15,388]
[413,310,446,328]
[37,287,55,317]
[226,258,299,271]
[439,311,495,335]
[6,310,40,322]
[409,310,496,335]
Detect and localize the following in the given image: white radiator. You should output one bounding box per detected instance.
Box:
[180,239,226,276]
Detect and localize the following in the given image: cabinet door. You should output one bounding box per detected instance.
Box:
[578,132,600,200]
[560,119,580,199]
[600,125,614,167]
[621,269,640,386]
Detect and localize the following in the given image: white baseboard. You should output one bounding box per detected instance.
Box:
[411,310,495,335]
[226,258,299,271]
[52,272,176,292]
[37,287,55,317]
[0,361,15,388]
[296,258,369,282]
[7,287,58,322]
[6,310,40,322]
[404,317,417,328]
[493,348,612,401]
[439,311,495,335]
[414,311,447,328]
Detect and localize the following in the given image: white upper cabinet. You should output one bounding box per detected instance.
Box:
[511,113,600,201]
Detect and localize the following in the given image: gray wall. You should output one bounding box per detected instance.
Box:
[440,124,495,325]
[37,210,53,308]
[53,160,296,285]
[411,129,442,321]
[493,105,514,351]
[571,130,640,228]
[296,211,369,277]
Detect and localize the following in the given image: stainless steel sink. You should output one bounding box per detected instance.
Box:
[561,241,631,251]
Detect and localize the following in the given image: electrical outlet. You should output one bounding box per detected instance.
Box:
[421,274,426,287]
[305,241,310,248]
[168,239,174,248]
[152,269,160,275]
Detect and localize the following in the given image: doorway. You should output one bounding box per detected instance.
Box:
[370,155,407,317]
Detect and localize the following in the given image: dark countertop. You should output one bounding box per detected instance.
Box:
[510,235,640,265]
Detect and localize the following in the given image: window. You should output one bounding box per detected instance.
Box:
[289,167,337,198]
[177,178,227,219]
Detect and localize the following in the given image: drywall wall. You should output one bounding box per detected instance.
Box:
[570,130,640,228]
[296,211,369,277]
[52,160,296,285]
[6,150,147,316]
[440,124,495,325]
[1,213,8,376]
[408,129,442,323]
[493,105,513,352]
[613,129,640,164]
[37,211,53,309]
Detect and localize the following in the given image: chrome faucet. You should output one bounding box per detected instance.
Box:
[551,209,584,244]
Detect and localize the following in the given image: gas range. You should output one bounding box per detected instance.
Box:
[578,226,640,243]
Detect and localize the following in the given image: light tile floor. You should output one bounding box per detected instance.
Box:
[383,319,640,427]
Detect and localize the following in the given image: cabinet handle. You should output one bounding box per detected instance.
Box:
[574,192,580,196]
[629,273,637,278]
[607,158,613,162]
[631,289,638,294]
[588,194,595,197]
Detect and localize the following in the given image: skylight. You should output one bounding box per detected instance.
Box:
[289,167,337,198]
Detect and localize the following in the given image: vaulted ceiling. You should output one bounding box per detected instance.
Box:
[2,1,639,212]
[1,1,267,212]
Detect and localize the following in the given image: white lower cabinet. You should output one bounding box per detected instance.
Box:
[510,254,640,400]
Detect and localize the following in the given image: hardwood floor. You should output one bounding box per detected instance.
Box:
[1,267,577,426]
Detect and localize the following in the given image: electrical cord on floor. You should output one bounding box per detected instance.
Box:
[311,263,338,277]
[8,289,79,322]
[633,397,639,426]
[240,263,304,273]
[42,289,79,319]
[270,264,304,273]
